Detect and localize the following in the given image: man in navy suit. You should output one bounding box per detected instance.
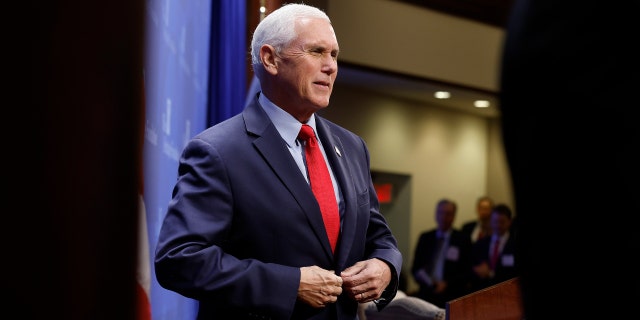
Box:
[154,3,402,319]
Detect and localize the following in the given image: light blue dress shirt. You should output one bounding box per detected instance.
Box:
[257,93,343,219]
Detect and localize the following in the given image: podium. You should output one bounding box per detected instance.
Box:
[446,277,524,320]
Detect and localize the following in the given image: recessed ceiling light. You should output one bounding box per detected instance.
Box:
[434,91,451,99]
[474,100,490,108]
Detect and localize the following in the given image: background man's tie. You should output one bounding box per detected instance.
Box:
[298,124,340,253]
[490,238,500,270]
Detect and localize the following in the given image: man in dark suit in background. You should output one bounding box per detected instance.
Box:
[499,0,639,318]
[154,3,402,319]
[460,196,494,244]
[412,198,473,308]
[470,204,518,292]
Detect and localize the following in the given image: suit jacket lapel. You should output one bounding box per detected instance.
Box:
[315,118,358,265]
[243,99,335,259]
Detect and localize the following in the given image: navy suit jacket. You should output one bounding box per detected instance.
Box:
[155,95,402,319]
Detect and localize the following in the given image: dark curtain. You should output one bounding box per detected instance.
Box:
[208,0,248,126]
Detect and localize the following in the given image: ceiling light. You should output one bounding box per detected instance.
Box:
[474,100,490,108]
[434,91,450,99]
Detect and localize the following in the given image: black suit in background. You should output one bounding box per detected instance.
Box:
[459,221,476,242]
[411,229,472,308]
[500,0,640,318]
[460,221,489,244]
[470,234,517,292]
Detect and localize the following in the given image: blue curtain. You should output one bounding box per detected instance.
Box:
[143,1,248,319]
[208,0,248,126]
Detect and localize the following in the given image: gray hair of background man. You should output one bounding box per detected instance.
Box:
[437,198,457,212]
[250,3,331,79]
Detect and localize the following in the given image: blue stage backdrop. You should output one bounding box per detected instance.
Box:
[142,0,247,319]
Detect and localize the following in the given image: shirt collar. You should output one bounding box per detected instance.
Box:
[437,229,451,239]
[258,92,317,147]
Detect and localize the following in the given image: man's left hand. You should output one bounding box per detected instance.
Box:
[340,258,391,303]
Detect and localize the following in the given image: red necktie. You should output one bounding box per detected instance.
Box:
[298,124,340,252]
[490,237,500,269]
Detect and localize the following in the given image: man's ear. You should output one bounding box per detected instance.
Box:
[260,44,278,75]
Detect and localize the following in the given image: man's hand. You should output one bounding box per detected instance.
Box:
[473,261,493,279]
[414,268,434,287]
[298,266,343,308]
[341,258,391,303]
[433,280,448,293]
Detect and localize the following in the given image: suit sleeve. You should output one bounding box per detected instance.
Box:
[154,138,300,319]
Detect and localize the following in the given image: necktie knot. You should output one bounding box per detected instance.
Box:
[298,124,315,142]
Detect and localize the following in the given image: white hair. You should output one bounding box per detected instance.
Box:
[250,3,331,77]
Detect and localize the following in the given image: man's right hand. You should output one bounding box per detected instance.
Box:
[298,265,343,308]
